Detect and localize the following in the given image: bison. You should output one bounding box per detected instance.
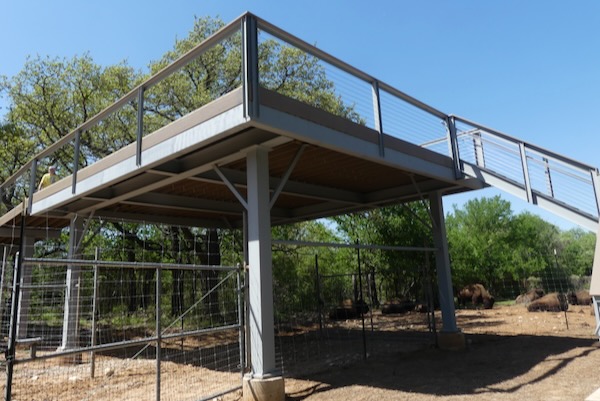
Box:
[567,290,592,306]
[457,284,495,309]
[329,298,369,320]
[527,292,568,312]
[515,288,545,305]
[381,298,416,315]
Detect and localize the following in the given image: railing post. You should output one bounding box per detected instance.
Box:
[371,81,385,157]
[136,86,145,167]
[543,157,555,198]
[591,169,600,218]
[445,116,462,179]
[519,143,534,203]
[473,131,486,168]
[242,14,259,119]
[27,159,38,213]
[72,130,81,194]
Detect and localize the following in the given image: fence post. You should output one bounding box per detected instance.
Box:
[156,267,162,401]
[90,247,99,378]
[237,264,245,378]
[5,215,26,401]
[314,254,323,336]
[356,240,367,360]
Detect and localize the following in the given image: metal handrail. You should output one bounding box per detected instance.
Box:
[0,13,244,194]
[453,115,598,173]
[254,14,448,120]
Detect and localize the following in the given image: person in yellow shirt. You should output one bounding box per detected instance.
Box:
[38,166,57,190]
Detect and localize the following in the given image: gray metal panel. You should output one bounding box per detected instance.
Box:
[255,105,458,184]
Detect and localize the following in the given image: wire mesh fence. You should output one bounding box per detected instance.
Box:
[270,241,596,379]
[0,218,596,400]
[0,217,245,401]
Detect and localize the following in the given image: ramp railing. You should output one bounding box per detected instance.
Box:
[452,115,600,230]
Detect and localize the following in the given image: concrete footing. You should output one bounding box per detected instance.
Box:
[243,374,285,401]
[437,330,466,350]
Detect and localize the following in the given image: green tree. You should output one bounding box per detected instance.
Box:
[558,228,595,276]
[0,122,36,211]
[507,212,560,292]
[446,196,515,292]
[333,202,433,303]
[1,54,141,174]
[1,15,362,322]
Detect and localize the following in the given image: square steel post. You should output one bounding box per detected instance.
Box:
[246,146,276,377]
[429,191,458,333]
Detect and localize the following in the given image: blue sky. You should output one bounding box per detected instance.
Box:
[2,0,599,230]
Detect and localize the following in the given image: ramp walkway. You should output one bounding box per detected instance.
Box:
[0,12,598,327]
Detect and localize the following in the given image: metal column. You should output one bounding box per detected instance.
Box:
[246,146,277,377]
[60,216,85,350]
[429,191,458,333]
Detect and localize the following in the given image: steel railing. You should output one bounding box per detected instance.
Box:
[0,12,598,229]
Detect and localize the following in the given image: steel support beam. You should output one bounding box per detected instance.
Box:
[246,146,277,377]
[429,191,458,333]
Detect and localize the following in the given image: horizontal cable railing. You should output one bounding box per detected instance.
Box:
[454,115,600,221]
[255,16,449,157]
[0,16,244,216]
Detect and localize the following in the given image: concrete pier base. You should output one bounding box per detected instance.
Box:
[437,330,466,350]
[243,374,285,401]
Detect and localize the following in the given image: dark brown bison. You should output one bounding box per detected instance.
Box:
[381,298,416,314]
[457,284,495,309]
[515,288,545,305]
[329,299,369,320]
[567,290,592,305]
[527,292,568,312]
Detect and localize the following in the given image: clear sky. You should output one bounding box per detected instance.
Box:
[2,0,599,230]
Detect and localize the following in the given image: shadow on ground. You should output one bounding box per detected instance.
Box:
[284,332,599,400]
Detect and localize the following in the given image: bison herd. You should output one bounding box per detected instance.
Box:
[328,283,592,320]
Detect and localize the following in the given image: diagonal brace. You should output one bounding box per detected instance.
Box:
[214,165,249,210]
[270,144,307,209]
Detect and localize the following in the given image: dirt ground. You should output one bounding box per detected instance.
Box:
[4,303,600,401]
[277,304,600,401]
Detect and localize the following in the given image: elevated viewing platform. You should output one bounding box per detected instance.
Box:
[1,12,599,401]
[1,13,597,244]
